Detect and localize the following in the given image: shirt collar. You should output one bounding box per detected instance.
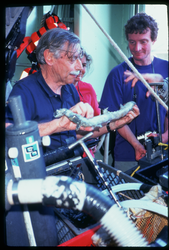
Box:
[36,69,73,99]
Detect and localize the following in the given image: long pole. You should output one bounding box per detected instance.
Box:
[82,4,168,111]
[12,164,36,246]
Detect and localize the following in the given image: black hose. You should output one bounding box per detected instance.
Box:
[43,146,76,166]
[43,138,99,166]
[83,183,114,220]
[41,176,114,221]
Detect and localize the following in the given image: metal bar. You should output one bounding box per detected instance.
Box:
[22,205,37,246]
[10,145,37,246]
[69,133,122,208]
[16,63,31,67]
[149,82,164,86]
[155,86,163,160]
[103,133,110,164]
[68,132,93,150]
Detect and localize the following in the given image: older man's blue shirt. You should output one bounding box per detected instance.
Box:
[5,70,80,152]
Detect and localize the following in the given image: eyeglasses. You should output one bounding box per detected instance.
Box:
[59,48,84,63]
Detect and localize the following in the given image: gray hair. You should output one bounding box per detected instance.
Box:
[82,49,92,73]
[36,28,81,65]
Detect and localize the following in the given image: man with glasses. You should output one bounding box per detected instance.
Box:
[6,28,139,152]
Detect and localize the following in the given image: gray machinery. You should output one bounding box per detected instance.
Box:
[126,81,168,190]
[5,95,57,246]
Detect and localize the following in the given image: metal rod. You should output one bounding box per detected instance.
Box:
[82,4,168,111]
[69,133,121,208]
[16,63,31,67]
[22,205,37,246]
[81,140,121,208]
[10,150,37,246]
[149,82,164,86]
[103,133,110,164]
[155,86,163,160]
[68,132,93,150]
[9,96,26,126]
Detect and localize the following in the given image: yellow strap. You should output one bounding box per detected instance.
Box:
[158,142,168,150]
[131,165,140,177]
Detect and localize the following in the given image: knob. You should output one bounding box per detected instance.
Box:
[8,147,19,159]
[42,136,51,146]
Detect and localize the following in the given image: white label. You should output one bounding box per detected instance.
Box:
[22,141,40,162]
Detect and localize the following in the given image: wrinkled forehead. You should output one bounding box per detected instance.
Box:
[62,41,81,54]
[60,42,83,60]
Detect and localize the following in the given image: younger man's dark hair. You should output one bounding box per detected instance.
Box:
[125,13,158,41]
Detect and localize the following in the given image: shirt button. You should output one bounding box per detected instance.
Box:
[55,95,57,98]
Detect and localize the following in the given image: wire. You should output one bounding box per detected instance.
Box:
[158,142,168,150]
[130,166,140,177]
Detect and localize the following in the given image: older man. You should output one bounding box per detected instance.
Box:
[5,28,139,152]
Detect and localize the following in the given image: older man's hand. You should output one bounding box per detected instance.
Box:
[113,104,140,129]
[58,102,94,131]
[70,102,94,119]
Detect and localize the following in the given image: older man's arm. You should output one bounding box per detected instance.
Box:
[5,102,94,137]
[6,103,140,141]
[38,102,94,136]
[77,104,140,139]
